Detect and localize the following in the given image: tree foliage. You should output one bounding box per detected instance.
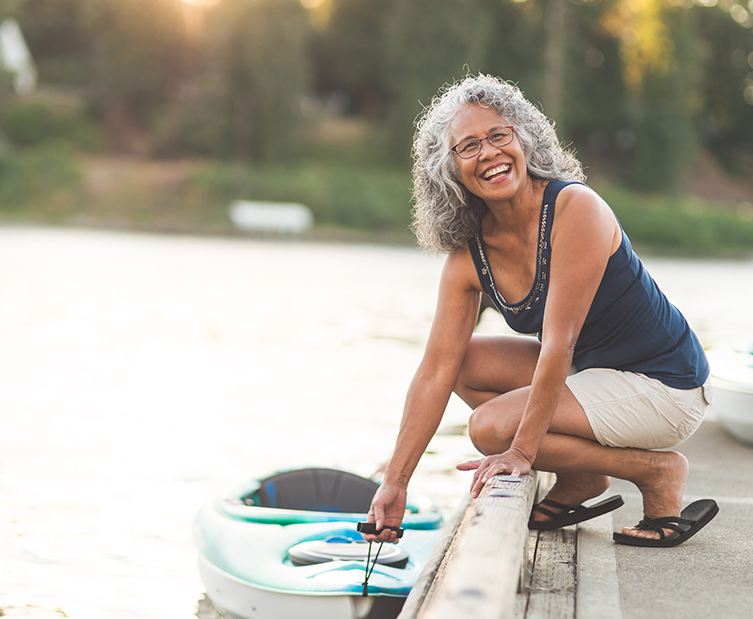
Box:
[381,0,496,161]
[4,0,753,187]
[13,0,311,161]
[197,0,312,160]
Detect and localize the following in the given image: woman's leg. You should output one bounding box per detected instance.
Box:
[454,334,688,539]
[455,335,609,510]
[453,334,541,408]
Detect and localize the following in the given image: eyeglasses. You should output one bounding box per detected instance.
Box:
[451,127,515,159]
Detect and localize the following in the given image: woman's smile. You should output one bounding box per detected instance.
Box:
[482,162,512,181]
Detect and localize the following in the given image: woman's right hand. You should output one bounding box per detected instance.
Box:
[363,482,407,544]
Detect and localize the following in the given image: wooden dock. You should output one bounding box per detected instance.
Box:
[399,471,621,619]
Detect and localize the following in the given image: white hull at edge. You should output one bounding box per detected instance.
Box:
[199,554,386,619]
[708,339,753,446]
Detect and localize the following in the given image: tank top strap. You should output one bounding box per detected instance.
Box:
[539,179,582,265]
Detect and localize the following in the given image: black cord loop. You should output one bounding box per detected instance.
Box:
[361,540,385,597]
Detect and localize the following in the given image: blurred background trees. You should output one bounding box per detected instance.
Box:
[1,0,753,249]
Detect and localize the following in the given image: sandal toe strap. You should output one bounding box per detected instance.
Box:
[636,516,695,539]
[532,504,559,519]
[539,497,579,512]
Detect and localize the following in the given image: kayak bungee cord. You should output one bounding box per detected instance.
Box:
[361,540,385,597]
[356,522,405,597]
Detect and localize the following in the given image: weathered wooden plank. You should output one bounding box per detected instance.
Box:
[398,493,472,619]
[525,528,576,619]
[418,472,538,619]
[515,531,540,619]
[517,471,562,619]
[409,496,478,617]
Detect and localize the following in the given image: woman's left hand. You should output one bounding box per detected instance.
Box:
[456,449,533,498]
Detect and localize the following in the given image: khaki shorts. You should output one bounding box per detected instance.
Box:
[565,368,713,450]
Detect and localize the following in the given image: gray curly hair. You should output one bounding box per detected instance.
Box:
[411,74,585,254]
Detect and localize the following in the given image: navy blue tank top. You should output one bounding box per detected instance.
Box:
[468,180,709,389]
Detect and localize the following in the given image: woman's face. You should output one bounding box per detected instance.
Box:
[449,104,529,206]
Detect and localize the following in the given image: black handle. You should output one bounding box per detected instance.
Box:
[356,522,404,538]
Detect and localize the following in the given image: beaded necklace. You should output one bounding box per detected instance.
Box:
[473,201,549,315]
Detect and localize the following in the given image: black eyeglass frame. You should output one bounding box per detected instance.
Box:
[451,127,516,159]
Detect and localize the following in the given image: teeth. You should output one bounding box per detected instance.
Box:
[483,164,510,179]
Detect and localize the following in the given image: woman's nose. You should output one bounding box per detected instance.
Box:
[478,138,502,160]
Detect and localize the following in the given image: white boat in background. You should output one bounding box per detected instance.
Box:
[707,339,753,446]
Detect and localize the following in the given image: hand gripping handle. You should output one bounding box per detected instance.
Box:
[356,522,404,538]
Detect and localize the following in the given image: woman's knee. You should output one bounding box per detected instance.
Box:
[467,402,518,456]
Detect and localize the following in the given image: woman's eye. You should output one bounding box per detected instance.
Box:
[459,141,479,155]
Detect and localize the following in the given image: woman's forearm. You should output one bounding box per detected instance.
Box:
[382,372,454,488]
[510,341,574,462]
[379,250,479,489]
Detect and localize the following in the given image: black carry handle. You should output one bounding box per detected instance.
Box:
[356,522,404,539]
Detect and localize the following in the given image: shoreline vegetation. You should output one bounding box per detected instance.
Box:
[1,147,753,257]
[0,94,752,257]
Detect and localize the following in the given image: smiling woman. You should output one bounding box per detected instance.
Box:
[363,73,718,550]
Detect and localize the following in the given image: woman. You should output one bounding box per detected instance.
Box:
[364,74,717,548]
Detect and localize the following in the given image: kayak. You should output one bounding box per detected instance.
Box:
[193,467,443,619]
[708,339,753,446]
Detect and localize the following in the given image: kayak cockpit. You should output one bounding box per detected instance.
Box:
[241,468,379,513]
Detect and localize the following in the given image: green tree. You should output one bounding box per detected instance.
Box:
[324,0,396,117]
[382,0,495,163]
[476,0,547,98]
[202,0,312,161]
[78,0,180,115]
[696,6,753,169]
[15,0,89,85]
[631,7,705,191]
[562,0,627,164]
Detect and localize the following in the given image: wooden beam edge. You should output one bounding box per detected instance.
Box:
[417,472,538,619]
[398,492,473,619]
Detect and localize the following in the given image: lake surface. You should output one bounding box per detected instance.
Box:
[0,226,750,618]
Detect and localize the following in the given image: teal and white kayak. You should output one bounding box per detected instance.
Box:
[193,468,443,619]
[708,339,753,446]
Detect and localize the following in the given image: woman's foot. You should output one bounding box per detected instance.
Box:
[620,451,689,540]
[531,472,612,525]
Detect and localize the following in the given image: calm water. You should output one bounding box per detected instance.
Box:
[0,226,750,618]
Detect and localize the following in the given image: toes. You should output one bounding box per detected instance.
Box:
[621,526,659,539]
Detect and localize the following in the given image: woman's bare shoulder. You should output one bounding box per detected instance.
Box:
[555,183,610,213]
[551,183,620,248]
[442,245,484,292]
